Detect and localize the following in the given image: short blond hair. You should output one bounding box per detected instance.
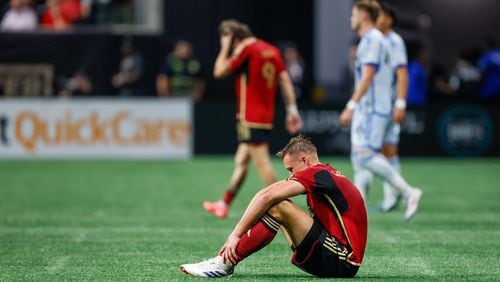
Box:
[276,135,317,159]
[354,0,381,23]
[219,19,253,40]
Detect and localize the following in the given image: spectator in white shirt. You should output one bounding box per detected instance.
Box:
[1,0,38,32]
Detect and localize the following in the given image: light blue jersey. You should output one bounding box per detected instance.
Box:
[386,31,408,102]
[352,28,394,151]
[355,28,393,116]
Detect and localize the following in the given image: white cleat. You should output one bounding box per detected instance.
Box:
[404,188,423,222]
[180,256,234,278]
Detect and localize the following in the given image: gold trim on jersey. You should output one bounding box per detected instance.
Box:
[239,73,247,121]
[323,193,361,266]
[240,120,273,129]
[238,73,274,130]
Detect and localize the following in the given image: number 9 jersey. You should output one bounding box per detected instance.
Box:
[228,38,287,129]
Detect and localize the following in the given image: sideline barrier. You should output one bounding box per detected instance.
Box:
[0,98,192,159]
[194,102,499,157]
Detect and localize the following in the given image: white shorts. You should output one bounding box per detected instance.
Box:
[351,110,399,151]
[383,120,400,146]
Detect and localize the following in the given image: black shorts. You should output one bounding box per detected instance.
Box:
[236,121,271,144]
[291,219,359,278]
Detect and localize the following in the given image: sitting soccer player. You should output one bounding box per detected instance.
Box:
[180,136,368,278]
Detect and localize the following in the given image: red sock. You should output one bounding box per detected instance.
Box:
[222,190,236,206]
[234,213,280,262]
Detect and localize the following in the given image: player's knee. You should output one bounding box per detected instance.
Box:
[382,145,398,158]
[352,147,377,166]
[267,200,293,221]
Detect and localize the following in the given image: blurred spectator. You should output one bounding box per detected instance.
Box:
[112,36,144,96]
[40,0,91,30]
[156,40,205,102]
[110,0,134,24]
[429,64,455,101]
[283,45,305,99]
[339,41,358,101]
[449,50,481,100]
[477,38,500,101]
[58,70,93,98]
[407,47,429,105]
[1,0,37,32]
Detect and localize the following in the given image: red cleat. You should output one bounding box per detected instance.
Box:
[203,201,229,219]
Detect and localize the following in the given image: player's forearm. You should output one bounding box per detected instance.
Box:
[351,72,374,102]
[230,189,274,237]
[395,67,409,101]
[213,46,231,78]
[279,72,299,114]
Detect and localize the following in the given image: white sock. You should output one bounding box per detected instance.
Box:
[362,154,414,198]
[353,167,373,201]
[382,157,401,208]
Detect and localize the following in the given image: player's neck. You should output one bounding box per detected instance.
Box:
[381,28,392,36]
[358,22,375,37]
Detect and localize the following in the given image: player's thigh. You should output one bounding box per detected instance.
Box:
[351,113,390,151]
[267,200,314,248]
[382,122,400,157]
[381,144,398,158]
[248,143,272,167]
[234,143,250,165]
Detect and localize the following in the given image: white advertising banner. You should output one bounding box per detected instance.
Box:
[0,98,192,159]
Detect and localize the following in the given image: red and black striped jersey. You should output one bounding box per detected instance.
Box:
[291,163,368,266]
[228,38,286,129]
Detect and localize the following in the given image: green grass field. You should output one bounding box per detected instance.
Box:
[1,157,499,281]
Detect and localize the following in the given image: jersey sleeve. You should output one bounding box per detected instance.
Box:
[360,35,382,67]
[275,51,287,73]
[228,45,250,72]
[290,170,314,193]
[391,37,408,69]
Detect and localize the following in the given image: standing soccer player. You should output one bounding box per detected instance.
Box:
[375,2,409,212]
[204,19,302,219]
[181,136,367,278]
[339,0,422,221]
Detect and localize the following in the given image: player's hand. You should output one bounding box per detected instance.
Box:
[339,108,353,126]
[219,233,241,266]
[393,108,406,124]
[220,33,233,49]
[286,113,302,134]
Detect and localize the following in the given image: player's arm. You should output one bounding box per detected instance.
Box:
[213,33,233,79]
[393,66,408,123]
[219,180,305,264]
[278,71,302,134]
[339,65,377,126]
[156,74,169,97]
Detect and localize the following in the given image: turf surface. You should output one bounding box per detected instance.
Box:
[0,157,499,281]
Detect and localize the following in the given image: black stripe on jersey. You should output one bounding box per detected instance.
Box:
[313,170,349,215]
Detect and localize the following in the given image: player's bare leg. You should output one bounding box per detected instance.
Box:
[380,144,401,212]
[181,200,313,277]
[204,144,250,219]
[248,143,277,186]
[266,200,314,247]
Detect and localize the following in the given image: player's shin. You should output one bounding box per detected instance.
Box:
[233,213,280,263]
[381,157,401,211]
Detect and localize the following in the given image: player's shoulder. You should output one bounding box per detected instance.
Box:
[232,37,258,56]
[387,31,405,46]
[368,28,385,40]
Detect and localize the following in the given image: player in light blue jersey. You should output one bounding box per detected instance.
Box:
[375,2,409,212]
[340,0,421,221]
